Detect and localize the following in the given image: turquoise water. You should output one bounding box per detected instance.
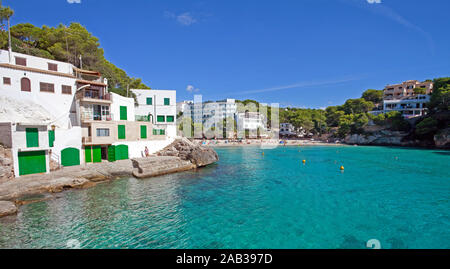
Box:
[0,146,449,249]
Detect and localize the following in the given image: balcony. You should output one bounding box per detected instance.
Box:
[81,112,113,122]
[76,89,112,103]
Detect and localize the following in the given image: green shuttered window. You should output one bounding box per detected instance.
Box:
[118,125,126,139]
[166,116,174,122]
[146,97,152,105]
[164,98,170,105]
[48,130,55,147]
[140,125,147,139]
[157,115,165,122]
[26,128,39,148]
[120,106,127,120]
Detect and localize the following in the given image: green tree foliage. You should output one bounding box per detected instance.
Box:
[429,77,450,112]
[341,98,374,114]
[280,108,326,134]
[413,87,427,95]
[0,4,13,26]
[384,111,411,132]
[415,117,438,138]
[361,89,383,104]
[0,18,150,97]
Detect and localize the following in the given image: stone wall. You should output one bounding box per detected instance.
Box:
[0,144,14,182]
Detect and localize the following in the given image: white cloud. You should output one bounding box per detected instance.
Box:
[165,11,197,26]
[67,0,81,3]
[186,85,200,93]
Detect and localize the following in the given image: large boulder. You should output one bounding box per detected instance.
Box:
[0,200,17,217]
[157,138,219,167]
[434,128,450,148]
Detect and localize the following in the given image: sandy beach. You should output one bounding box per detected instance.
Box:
[194,139,344,147]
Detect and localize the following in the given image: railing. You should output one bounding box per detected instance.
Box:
[80,112,113,122]
[50,151,61,170]
[136,115,151,122]
[76,89,111,101]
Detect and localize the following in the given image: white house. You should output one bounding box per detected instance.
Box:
[0,49,176,177]
[131,89,177,137]
[383,95,430,118]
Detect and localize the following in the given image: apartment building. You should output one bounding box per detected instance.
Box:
[382,94,430,118]
[370,80,434,118]
[383,80,433,100]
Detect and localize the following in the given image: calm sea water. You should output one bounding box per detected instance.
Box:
[0,146,449,249]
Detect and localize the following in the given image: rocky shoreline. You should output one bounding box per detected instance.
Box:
[0,138,218,218]
[343,128,450,149]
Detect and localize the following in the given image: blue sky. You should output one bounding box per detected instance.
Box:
[5,0,450,108]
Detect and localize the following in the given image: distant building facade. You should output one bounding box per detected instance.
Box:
[369,80,433,118]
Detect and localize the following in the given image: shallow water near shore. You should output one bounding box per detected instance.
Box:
[0,146,449,249]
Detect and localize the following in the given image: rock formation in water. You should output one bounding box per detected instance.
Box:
[0,200,17,217]
[132,138,219,178]
[156,137,219,167]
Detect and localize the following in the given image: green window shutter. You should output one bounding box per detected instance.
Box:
[108,145,116,162]
[85,146,92,163]
[152,129,157,135]
[164,98,170,105]
[120,106,127,120]
[140,125,147,139]
[48,130,55,147]
[118,125,126,139]
[166,116,174,122]
[157,115,165,122]
[160,129,165,135]
[146,97,152,105]
[26,128,39,148]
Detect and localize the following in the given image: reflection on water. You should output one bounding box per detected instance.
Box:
[0,146,449,249]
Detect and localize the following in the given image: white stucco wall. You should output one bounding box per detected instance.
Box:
[112,137,175,158]
[110,93,135,122]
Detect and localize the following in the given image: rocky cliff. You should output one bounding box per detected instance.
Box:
[344,130,415,146]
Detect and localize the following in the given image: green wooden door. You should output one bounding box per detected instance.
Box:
[115,145,129,160]
[18,151,46,176]
[92,145,102,163]
[61,147,80,167]
[26,128,39,147]
[85,146,92,163]
[120,106,127,120]
[108,145,116,162]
